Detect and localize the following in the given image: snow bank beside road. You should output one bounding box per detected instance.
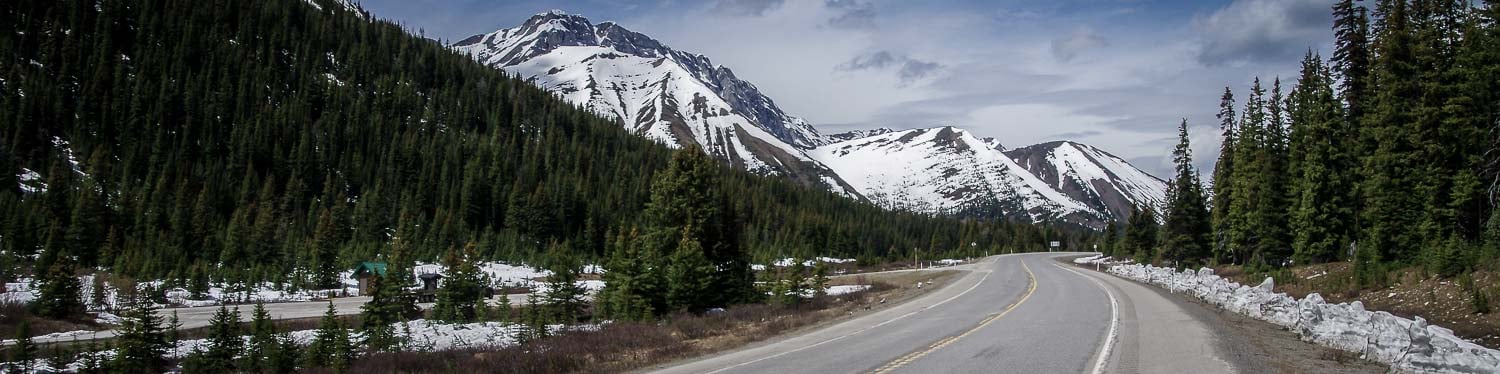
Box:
[1097,259,1500,373]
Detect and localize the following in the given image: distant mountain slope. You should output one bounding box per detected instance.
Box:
[451,11,855,194]
[1004,141,1168,222]
[809,127,1096,223]
[454,11,1168,225]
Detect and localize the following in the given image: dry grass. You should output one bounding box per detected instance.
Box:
[345,270,961,373]
[0,302,101,339]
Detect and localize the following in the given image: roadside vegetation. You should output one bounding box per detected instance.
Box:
[1098,0,1500,348]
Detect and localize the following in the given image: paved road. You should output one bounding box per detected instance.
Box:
[650,252,1239,374]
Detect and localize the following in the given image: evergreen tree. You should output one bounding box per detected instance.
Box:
[7,321,35,374]
[1124,206,1160,263]
[305,301,354,370]
[32,254,83,319]
[311,208,343,289]
[1332,0,1373,121]
[200,305,243,372]
[597,228,655,321]
[244,302,278,373]
[1101,223,1120,258]
[1160,120,1213,267]
[518,292,549,344]
[542,250,587,323]
[1359,0,1422,275]
[111,293,169,374]
[641,146,754,312]
[360,237,416,351]
[665,226,713,312]
[1210,87,1238,264]
[811,261,831,298]
[431,243,488,323]
[1289,52,1356,265]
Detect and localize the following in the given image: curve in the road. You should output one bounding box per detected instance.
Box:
[1055,263,1119,374]
[869,261,1038,374]
[652,252,1242,374]
[701,267,997,374]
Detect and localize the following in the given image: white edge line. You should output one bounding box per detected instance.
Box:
[699,269,995,374]
[1056,264,1118,374]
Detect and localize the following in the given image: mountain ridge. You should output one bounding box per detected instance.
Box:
[453,11,1168,226]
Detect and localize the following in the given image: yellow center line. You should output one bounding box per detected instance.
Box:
[868,261,1039,374]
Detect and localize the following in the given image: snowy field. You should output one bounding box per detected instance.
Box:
[0,261,605,310]
[1075,255,1500,373]
[0,318,574,373]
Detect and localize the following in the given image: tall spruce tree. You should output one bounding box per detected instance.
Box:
[1226,79,1267,265]
[1359,0,1422,275]
[1211,87,1239,264]
[7,321,35,374]
[640,146,754,313]
[305,301,354,370]
[1332,0,1373,122]
[431,243,488,323]
[542,248,588,323]
[1289,52,1356,264]
[1160,120,1213,267]
[111,293,170,374]
[244,302,279,373]
[32,254,83,319]
[597,228,656,321]
[360,236,417,351]
[665,226,714,312]
[1124,206,1160,263]
[1259,78,1293,265]
[190,305,243,373]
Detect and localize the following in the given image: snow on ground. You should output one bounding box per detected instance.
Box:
[825,285,870,296]
[4,260,602,315]
[767,257,856,268]
[0,318,555,373]
[1100,259,1500,373]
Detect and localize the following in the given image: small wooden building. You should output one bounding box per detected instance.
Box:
[352,262,388,296]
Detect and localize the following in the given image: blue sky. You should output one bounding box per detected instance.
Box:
[358,0,1339,178]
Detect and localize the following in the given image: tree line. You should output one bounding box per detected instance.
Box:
[0,0,1094,297]
[1106,0,1499,284]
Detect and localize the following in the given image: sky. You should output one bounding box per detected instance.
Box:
[357,0,1340,179]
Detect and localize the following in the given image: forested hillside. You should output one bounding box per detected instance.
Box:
[1109,0,1499,282]
[0,0,1082,287]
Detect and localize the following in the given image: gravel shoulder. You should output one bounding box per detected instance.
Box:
[1063,258,1388,373]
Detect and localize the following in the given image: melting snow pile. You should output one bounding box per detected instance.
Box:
[934,259,965,266]
[1103,260,1500,373]
[825,285,871,296]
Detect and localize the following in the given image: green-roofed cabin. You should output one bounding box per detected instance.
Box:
[352,262,388,296]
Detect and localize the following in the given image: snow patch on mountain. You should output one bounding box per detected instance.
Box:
[1006,141,1167,222]
[810,127,1092,222]
[454,11,1169,226]
[453,11,853,195]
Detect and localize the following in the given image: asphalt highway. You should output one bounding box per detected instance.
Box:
[650,252,1238,374]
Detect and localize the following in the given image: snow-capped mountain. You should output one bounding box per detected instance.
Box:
[809,127,1097,223]
[1004,141,1168,222]
[452,11,853,193]
[452,11,1168,226]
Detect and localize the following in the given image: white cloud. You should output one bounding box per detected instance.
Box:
[1051,26,1106,62]
[1194,0,1335,66]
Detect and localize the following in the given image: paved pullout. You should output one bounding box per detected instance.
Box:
[651,252,1253,374]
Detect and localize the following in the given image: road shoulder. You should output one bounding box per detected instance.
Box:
[1063,260,1388,373]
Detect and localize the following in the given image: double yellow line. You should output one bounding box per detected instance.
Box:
[869,261,1039,373]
